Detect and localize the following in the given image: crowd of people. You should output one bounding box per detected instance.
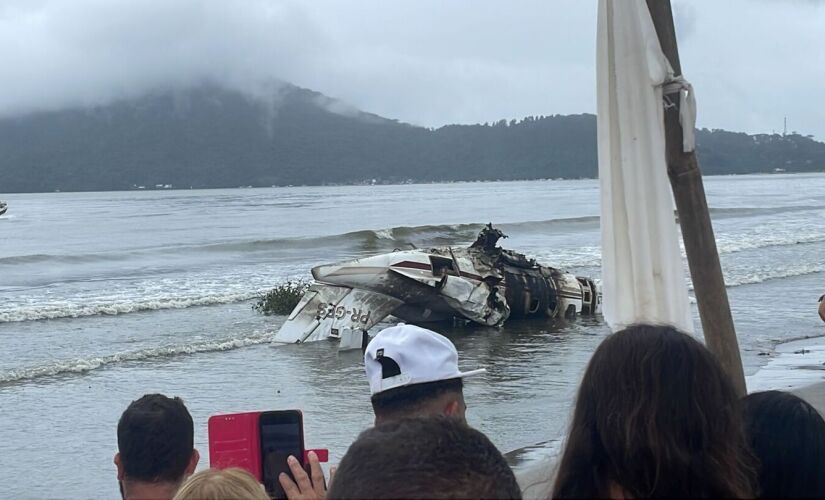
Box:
[114,323,825,499]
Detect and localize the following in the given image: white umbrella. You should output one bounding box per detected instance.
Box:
[596,0,695,333]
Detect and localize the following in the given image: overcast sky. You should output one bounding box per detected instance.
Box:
[1,0,823,138]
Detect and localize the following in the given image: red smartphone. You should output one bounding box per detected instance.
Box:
[260,410,305,499]
[208,411,263,480]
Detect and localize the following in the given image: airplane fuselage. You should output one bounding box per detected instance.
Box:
[273,226,601,345]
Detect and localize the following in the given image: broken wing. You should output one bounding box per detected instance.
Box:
[272,283,402,344]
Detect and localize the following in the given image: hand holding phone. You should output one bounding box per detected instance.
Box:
[260,410,305,499]
[278,450,329,500]
[209,410,324,499]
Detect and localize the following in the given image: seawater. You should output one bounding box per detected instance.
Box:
[1,175,824,497]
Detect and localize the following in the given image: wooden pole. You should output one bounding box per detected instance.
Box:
[646,0,747,396]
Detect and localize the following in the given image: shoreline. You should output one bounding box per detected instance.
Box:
[746,335,825,393]
[793,382,825,415]
[509,332,825,497]
[3,171,825,196]
[748,334,825,414]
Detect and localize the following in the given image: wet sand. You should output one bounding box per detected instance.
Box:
[511,385,825,500]
[794,381,825,414]
[510,335,825,499]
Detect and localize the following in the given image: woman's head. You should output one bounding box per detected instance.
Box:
[552,324,756,498]
[173,467,269,500]
[744,390,825,498]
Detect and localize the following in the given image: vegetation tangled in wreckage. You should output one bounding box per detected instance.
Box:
[254,280,311,315]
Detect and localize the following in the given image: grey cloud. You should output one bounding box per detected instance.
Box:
[0,0,324,116]
[0,0,823,140]
[673,1,698,42]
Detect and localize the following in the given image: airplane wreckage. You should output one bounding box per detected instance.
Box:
[273,225,601,347]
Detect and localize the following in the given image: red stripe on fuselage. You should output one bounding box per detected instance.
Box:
[393,260,483,281]
[392,261,433,271]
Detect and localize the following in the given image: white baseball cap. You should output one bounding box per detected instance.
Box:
[364,323,485,395]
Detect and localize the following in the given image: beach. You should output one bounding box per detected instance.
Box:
[509,335,825,498]
[796,382,825,413]
[753,337,825,413]
[1,174,824,497]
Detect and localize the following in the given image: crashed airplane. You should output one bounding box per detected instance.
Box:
[273,224,601,346]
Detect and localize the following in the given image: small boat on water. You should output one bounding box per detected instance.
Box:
[0,201,7,216]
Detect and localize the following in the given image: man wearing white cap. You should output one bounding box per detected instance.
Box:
[364,323,485,425]
[279,324,487,500]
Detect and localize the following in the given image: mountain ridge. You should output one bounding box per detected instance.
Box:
[1,82,824,193]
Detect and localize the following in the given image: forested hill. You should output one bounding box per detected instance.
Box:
[1,83,824,193]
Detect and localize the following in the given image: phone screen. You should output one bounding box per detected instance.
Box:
[260,411,304,499]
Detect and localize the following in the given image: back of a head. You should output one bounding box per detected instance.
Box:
[553,324,756,498]
[370,377,464,422]
[173,468,269,500]
[118,394,195,483]
[365,323,484,423]
[744,390,825,498]
[327,417,521,499]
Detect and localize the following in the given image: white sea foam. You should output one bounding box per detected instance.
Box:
[529,246,602,269]
[715,229,825,255]
[0,290,268,323]
[0,333,273,384]
[682,263,825,293]
[4,251,823,325]
[5,216,825,325]
[502,246,825,290]
[722,262,825,288]
[373,228,394,239]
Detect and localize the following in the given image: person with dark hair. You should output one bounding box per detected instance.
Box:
[114,394,200,500]
[327,417,521,499]
[279,324,486,500]
[744,390,825,498]
[552,324,757,499]
[364,323,484,425]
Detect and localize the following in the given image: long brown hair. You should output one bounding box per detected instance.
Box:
[552,324,757,498]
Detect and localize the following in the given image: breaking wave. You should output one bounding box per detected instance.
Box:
[4,206,823,268]
[0,290,266,323]
[530,247,602,269]
[199,222,510,253]
[0,218,599,267]
[0,252,132,266]
[707,205,825,219]
[715,231,825,254]
[723,262,825,288]
[0,333,273,385]
[681,263,825,293]
[4,207,825,324]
